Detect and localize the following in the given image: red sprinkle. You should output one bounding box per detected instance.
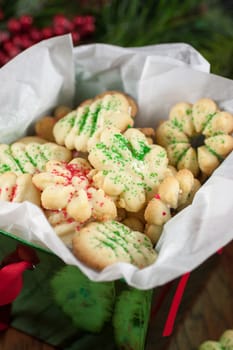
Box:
[154,194,161,199]
[162,211,166,216]
[87,192,92,199]
[10,185,17,201]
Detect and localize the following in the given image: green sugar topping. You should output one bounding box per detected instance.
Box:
[0,143,64,175]
[0,164,11,173]
[114,134,150,160]
[67,95,126,137]
[77,106,90,134]
[93,221,153,264]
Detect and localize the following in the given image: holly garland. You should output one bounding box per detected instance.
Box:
[0,11,95,66]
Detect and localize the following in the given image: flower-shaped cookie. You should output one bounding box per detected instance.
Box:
[155,98,233,176]
[32,158,117,223]
[0,172,41,206]
[88,127,169,212]
[144,169,201,244]
[53,92,135,153]
[0,142,72,175]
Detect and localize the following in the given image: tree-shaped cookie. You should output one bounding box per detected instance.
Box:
[88,127,169,212]
[53,91,136,152]
[155,98,233,177]
[32,158,117,223]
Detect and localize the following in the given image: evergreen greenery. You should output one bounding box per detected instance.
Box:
[95,0,233,78]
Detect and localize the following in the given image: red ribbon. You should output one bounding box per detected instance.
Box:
[0,261,33,306]
[0,244,39,331]
[162,272,190,336]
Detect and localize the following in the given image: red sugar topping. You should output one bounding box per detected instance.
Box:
[87,191,92,199]
[51,162,90,186]
[154,194,161,199]
[10,185,17,201]
[162,211,166,216]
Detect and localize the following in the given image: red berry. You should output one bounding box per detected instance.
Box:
[20,15,33,31]
[7,18,21,33]
[84,15,95,24]
[53,14,66,26]
[30,28,42,43]
[8,46,21,59]
[0,31,10,44]
[80,22,95,37]
[19,34,33,49]
[12,35,23,48]
[53,14,74,32]
[3,40,14,53]
[41,27,53,39]
[53,25,66,36]
[0,51,9,66]
[71,31,80,45]
[73,16,85,27]
[0,9,4,20]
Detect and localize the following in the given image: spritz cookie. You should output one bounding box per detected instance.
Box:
[32,158,117,223]
[88,127,169,212]
[144,169,201,244]
[155,98,233,176]
[53,91,135,152]
[0,142,72,175]
[0,172,41,206]
[72,220,157,270]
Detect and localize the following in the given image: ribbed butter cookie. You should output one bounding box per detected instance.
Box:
[53,91,135,153]
[72,220,157,270]
[0,142,72,175]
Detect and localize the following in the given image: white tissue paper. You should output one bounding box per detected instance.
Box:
[0,34,233,290]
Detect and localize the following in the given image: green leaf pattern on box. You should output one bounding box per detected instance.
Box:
[51,265,116,333]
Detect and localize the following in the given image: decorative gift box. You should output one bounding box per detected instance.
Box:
[0,34,233,349]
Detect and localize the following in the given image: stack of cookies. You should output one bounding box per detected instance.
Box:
[1,91,233,272]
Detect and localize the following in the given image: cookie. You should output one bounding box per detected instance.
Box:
[155,98,233,177]
[89,90,138,118]
[88,127,169,212]
[45,209,86,247]
[144,169,201,244]
[0,172,41,206]
[53,91,135,152]
[32,158,117,223]
[198,341,223,350]
[34,105,72,142]
[35,116,56,142]
[120,208,146,233]
[72,220,157,270]
[0,142,72,175]
[137,127,155,144]
[17,136,47,144]
[220,330,233,348]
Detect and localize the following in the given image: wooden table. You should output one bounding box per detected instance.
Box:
[1,241,233,350]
